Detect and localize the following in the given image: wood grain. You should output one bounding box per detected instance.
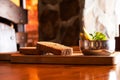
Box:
[10,52,120,65]
[0,0,27,24]
[0,61,119,80]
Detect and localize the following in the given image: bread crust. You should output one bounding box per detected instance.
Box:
[37,42,73,56]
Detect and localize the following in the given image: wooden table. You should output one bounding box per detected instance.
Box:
[0,61,119,80]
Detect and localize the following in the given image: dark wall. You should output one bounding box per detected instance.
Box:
[38,0,85,46]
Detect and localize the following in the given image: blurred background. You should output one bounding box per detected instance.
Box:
[9,0,120,51]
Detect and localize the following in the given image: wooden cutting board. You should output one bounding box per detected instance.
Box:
[10,52,120,65]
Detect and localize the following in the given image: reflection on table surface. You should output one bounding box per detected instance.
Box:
[0,61,119,80]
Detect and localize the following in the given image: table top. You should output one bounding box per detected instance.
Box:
[0,61,120,80]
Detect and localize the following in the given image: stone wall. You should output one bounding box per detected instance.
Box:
[38,0,84,46]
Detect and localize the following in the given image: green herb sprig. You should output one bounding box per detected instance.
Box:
[89,32,107,40]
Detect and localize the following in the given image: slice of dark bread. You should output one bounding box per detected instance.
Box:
[19,47,38,55]
[37,41,73,56]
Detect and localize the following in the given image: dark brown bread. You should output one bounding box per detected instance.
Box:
[19,47,38,55]
[37,41,73,56]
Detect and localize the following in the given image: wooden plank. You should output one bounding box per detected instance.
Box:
[10,52,120,65]
[0,0,27,24]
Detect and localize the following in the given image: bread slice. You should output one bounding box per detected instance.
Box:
[19,47,38,55]
[37,41,73,56]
